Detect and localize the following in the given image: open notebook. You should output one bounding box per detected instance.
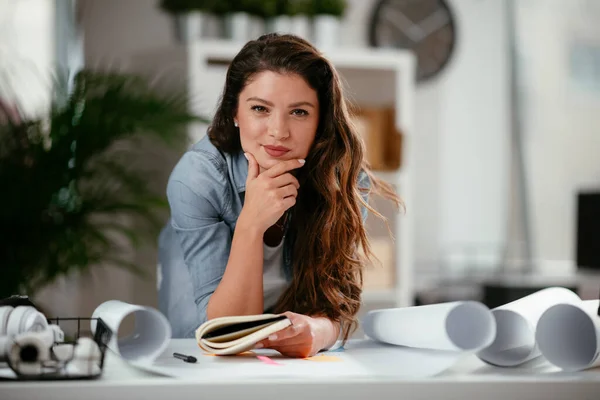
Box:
[195,314,292,355]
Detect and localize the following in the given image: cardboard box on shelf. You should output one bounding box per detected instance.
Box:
[351,106,402,171]
[383,108,402,170]
[362,237,395,290]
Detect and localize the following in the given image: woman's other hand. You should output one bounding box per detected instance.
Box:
[238,152,303,233]
[254,311,339,358]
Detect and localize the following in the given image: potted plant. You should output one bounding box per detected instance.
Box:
[0,69,202,299]
[224,0,269,42]
[312,0,346,48]
[288,0,313,41]
[265,0,291,34]
[159,0,222,42]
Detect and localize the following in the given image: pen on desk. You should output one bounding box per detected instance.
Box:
[173,352,197,363]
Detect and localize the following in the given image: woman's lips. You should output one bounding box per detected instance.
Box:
[263,145,291,158]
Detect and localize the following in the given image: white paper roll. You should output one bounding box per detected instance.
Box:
[536,300,600,371]
[477,287,581,367]
[91,300,171,363]
[362,301,496,352]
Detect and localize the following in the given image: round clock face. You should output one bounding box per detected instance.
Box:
[368,0,456,82]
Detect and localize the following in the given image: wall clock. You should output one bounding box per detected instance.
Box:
[368,0,457,82]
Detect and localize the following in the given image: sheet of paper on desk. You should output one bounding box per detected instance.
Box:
[127,338,360,379]
[342,340,464,378]
[0,367,16,379]
[130,349,369,380]
[127,339,462,380]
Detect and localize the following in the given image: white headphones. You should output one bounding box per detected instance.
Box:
[1,306,48,336]
[0,305,102,377]
[0,305,48,361]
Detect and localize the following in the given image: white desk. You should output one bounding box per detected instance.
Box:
[1,339,600,400]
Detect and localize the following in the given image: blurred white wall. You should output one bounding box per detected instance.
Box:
[423,0,509,274]
[0,0,55,117]
[514,0,600,273]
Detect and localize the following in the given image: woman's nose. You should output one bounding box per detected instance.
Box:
[267,114,289,140]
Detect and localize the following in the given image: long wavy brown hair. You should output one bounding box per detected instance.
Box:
[208,33,402,341]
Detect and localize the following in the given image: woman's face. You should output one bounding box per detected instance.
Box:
[235,70,319,173]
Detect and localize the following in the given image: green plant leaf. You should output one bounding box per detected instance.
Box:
[0,67,203,298]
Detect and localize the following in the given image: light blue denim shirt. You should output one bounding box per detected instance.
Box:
[158,135,370,338]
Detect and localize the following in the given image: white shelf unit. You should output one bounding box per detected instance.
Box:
[127,39,417,308]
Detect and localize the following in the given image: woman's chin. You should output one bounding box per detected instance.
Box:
[257,159,276,173]
[258,157,280,170]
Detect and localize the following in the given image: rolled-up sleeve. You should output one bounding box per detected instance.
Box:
[166,151,232,326]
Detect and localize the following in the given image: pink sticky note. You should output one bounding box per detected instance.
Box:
[257,355,283,366]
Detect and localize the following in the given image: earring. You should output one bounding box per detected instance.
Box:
[234,121,238,127]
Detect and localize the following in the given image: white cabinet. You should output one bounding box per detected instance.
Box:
[127,39,417,308]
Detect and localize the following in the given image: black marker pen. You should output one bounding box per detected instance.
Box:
[173,352,197,363]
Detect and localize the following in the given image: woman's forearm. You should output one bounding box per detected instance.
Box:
[207,219,264,319]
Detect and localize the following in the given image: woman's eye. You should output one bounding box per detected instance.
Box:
[291,109,308,117]
[251,105,268,113]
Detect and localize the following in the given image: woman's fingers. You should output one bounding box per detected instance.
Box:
[280,196,297,211]
[271,173,300,189]
[268,323,302,342]
[252,312,322,358]
[277,184,298,199]
[254,323,302,349]
[263,159,305,178]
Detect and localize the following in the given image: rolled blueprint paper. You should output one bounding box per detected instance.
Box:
[536,300,600,371]
[477,287,581,367]
[362,301,496,352]
[91,300,171,363]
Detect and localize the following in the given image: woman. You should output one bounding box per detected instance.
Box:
[158,33,401,358]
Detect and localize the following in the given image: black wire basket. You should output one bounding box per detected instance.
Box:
[2,316,113,381]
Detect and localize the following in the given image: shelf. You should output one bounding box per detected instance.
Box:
[373,170,404,186]
[185,39,416,72]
